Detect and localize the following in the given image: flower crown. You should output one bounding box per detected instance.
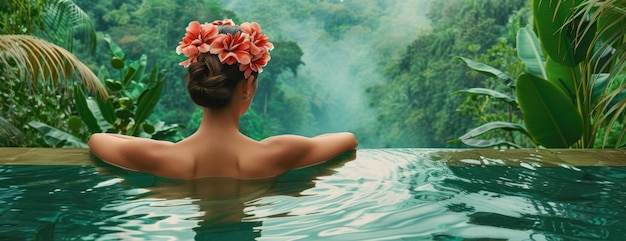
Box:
[176,19,274,79]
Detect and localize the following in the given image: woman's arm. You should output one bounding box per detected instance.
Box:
[88,133,174,174]
[261,132,358,170]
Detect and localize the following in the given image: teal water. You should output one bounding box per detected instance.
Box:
[0,149,625,240]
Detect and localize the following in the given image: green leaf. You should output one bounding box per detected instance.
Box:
[125,82,146,100]
[74,87,102,133]
[102,34,125,59]
[590,42,615,74]
[28,121,87,148]
[133,54,148,83]
[532,0,582,66]
[121,65,138,88]
[456,57,515,87]
[86,99,115,132]
[459,139,523,149]
[591,73,610,104]
[570,12,596,64]
[117,97,133,110]
[454,121,530,141]
[516,25,546,79]
[516,73,583,147]
[0,115,26,147]
[130,68,166,136]
[545,57,579,98]
[608,89,626,111]
[95,94,116,125]
[151,123,182,141]
[97,65,111,82]
[452,88,517,107]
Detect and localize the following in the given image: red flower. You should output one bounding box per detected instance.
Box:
[252,50,271,73]
[209,32,251,66]
[240,22,274,56]
[176,21,219,67]
[177,20,273,77]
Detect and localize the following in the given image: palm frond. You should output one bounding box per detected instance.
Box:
[0,35,107,97]
[36,0,98,53]
[577,0,626,75]
[0,114,25,147]
[569,0,626,147]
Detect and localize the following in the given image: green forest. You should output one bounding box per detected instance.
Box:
[2,0,625,149]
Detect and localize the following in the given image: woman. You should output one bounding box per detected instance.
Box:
[88,19,358,179]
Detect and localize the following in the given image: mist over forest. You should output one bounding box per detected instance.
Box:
[221,0,432,134]
[5,0,625,150]
[80,0,528,148]
[217,0,528,148]
[2,0,530,148]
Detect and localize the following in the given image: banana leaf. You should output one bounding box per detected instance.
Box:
[516,73,583,147]
[130,68,166,136]
[516,25,546,79]
[452,88,517,107]
[545,57,579,98]
[95,94,116,126]
[28,121,87,148]
[87,99,115,132]
[532,0,584,66]
[456,57,515,87]
[74,87,101,133]
[453,121,530,141]
[459,139,523,149]
[102,34,125,59]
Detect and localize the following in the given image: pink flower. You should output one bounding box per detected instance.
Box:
[209,32,251,66]
[240,22,274,56]
[240,49,271,78]
[252,50,271,72]
[176,21,219,67]
[177,20,273,77]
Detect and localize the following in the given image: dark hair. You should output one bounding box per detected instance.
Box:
[185,25,254,109]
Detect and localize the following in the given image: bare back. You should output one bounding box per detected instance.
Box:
[88,132,358,179]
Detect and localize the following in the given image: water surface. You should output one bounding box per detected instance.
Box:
[0,148,625,240]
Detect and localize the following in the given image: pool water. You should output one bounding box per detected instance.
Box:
[0,148,625,240]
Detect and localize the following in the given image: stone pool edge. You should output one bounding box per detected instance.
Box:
[1,148,624,167]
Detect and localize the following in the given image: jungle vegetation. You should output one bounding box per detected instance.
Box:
[1,0,624,149]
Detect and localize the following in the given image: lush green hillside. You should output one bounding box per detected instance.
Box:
[2,0,529,148]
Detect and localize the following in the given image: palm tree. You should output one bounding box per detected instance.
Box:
[1,0,106,146]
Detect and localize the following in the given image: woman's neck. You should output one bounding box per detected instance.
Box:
[196,107,241,135]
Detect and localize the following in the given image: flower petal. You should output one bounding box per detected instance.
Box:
[177,20,272,72]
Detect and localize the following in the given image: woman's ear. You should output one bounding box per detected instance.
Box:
[243,75,256,97]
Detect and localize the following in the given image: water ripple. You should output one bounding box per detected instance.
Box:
[1,149,625,240]
[245,149,626,240]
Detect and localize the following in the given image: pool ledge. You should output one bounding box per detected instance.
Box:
[0,148,625,166]
[0,148,91,165]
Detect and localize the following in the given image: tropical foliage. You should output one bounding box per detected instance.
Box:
[28,35,183,148]
[3,0,624,149]
[453,0,626,148]
[0,0,106,146]
[365,0,528,147]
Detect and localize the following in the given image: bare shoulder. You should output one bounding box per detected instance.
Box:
[249,133,357,175]
[88,133,190,178]
[261,132,357,147]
